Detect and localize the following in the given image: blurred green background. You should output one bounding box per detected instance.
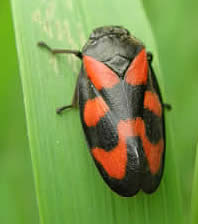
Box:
[0,1,38,223]
[2,0,198,223]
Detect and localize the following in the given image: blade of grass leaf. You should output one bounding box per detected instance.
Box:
[11,0,185,223]
[191,143,198,224]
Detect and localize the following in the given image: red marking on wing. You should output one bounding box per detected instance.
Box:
[132,118,164,175]
[144,91,162,117]
[92,140,127,179]
[92,118,163,179]
[83,55,120,90]
[84,96,109,127]
[92,126,128,179]
[125,49,148,85]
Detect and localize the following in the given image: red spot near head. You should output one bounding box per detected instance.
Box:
[83,55,120,90]
[84,96,109,127]
[125,49,148,85]
[144,91,162,117]
[92,117,163,179]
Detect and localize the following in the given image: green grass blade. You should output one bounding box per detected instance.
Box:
[191,144,198,224]
[0,1,38,223]
[11,0,187,223]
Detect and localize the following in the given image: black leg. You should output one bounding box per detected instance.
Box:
[147,52,153,63]
[163,103,172,111]
[38,41,82,59]
[56,70,80,114]
[56,105,74,114]
[38,41,81,114]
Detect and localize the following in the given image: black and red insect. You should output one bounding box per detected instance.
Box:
[38,26,170,197]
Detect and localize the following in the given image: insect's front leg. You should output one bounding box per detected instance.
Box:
[38,41,82,59]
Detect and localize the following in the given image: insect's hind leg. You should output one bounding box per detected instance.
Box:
[146,51,172,111]
[56,105,73,114]
[163,103,172,111]
[37,41,82,113]
[56,80,79,114]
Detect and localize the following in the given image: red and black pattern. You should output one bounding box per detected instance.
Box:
[39,26,167,197]
[78,35,165,196]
